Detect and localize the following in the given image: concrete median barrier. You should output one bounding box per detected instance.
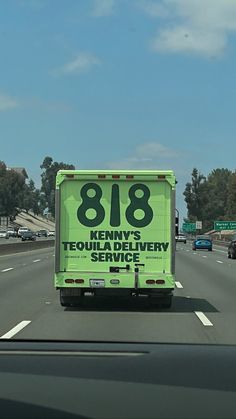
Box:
[0,239,54,256]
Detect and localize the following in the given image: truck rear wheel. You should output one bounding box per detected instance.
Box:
[60,290,83,307]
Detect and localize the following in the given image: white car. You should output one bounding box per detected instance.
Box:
[0,230,9,239]
[47,230,55,237]
[175,234,187,244]
[7,227,17,237]
[18,227,30,237]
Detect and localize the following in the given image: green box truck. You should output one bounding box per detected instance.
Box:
[55,170,176,308]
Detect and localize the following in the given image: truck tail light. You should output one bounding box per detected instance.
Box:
[158,175,166,179]
[65,279,74,283]
[66,174,74,178]
[75,279,84,284]
[126,175,134,179]
[112,175,120,179]
[146,280,155,284]
[98,175,106,178]
[156,279,165,284]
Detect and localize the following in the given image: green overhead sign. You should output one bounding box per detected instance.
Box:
[214,221,236,231]
[182,223,196,232]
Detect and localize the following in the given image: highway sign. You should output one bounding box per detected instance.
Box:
[214,221,236,231]
[182,222,196,232]
[196,221,202,229]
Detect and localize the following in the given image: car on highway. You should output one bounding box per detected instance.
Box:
[6,227,17,237]
[36,229,48,237]
[21,231,36,241]
[228,235,236,259]
[47,230,55,237]
[192,235,213,251]
[17,227,30,237]
[175,234,187,244]
[0,229,9,239]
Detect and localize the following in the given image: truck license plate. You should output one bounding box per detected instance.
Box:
[90,279,105,288]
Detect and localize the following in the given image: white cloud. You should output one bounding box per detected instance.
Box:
[91,0,115,17]
[55,53,101,76]
[0,94,19,111]
[151,25,227,56]
[106,142,181,170]
[142,0,236,57]
[138,0,169,18]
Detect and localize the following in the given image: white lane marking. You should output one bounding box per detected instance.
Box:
[194,312,213,327]
[186,249,190,252]
[175,281,183,289]
[193,252,197,255]
[216,260,223,264]
[33,259,41,263]
[202,256,207,258]
[1,268,13,272]
[0,321,31,339]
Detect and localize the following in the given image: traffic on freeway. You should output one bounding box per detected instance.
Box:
[2,1,236,417]
[0,240,234,344]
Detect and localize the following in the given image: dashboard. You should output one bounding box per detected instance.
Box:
[0,340,236,418]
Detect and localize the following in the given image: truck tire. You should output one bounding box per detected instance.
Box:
[60,292,83,307]
[60,294,71,307]
[232,252,236,260]
[228,252,231,259]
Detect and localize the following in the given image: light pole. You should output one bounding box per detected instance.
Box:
[175,208,179,235]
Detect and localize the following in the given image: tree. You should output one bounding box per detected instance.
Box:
[225,172,236,219]
[204,168,232,223]
[183,168,209,228]
[21,179,39,214]
[0,164,26,216]
[40,156,75,217]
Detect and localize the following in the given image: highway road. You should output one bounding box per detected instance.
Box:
[0,242,236,344]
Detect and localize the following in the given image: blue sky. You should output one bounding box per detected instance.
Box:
[1,0,236,220]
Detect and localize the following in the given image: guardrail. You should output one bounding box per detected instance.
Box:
[0,239,54,256]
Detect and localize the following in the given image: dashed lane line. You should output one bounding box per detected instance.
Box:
[1,268,14,272]
[33,259,41,263]
[175,281,183,289]
[194,312,213,327]
[216,260,223,264]
[0,321,31,339]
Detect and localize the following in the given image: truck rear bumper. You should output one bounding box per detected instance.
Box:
[59,287,174,298]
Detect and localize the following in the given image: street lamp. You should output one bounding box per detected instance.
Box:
[175,209,179,235]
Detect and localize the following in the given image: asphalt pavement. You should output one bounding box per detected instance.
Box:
[0,242,236,344]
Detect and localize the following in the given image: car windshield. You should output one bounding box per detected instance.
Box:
[0,0,236,350]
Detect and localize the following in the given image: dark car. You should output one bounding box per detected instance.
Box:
[36,229,48,237]
[228,235,236,259]
[192,235,212,251]
[21,231,36,241]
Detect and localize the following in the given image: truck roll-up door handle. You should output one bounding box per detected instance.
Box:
[110,264,130,273]
[134,263,145,267]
